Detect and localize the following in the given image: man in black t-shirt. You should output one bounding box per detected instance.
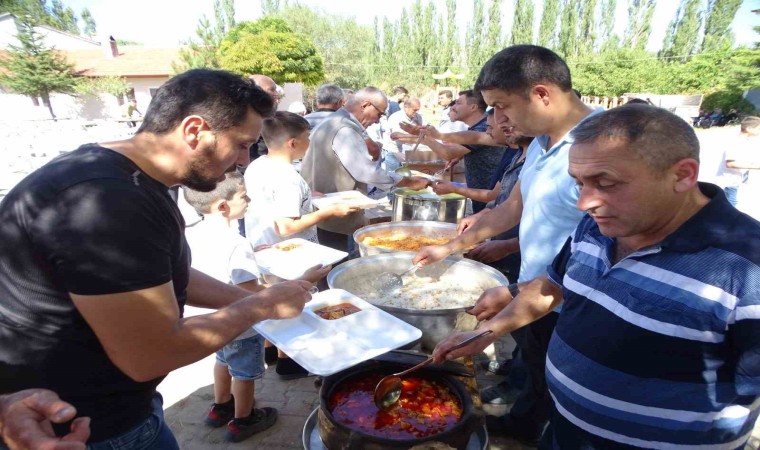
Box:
[0,69,314,449]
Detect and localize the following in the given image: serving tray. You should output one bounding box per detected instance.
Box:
[312,190,380,210]
[254,289,422,376]
[254,238,347,280]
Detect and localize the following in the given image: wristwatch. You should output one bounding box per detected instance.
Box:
[507,283,520,298]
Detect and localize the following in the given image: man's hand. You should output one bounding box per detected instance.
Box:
[364,138,381,161]
[326,203,362,218]
[467,286,513,321]
[465,241,515,264]
[457,210,487,234]
[0,389,90,450]
[398,122,424,136]
[432,181,456,195]
[390,132,418,144]
[299,264,332,284]
[412,244,453,266]
[422,125,441,140]
[431,330,496,363]
[253,280,313,320]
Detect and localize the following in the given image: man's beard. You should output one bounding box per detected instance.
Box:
[181,139,222,192]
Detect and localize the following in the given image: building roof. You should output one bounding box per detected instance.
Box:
[65,46,182,78]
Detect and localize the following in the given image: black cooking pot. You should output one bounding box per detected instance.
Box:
[318,360,483,450]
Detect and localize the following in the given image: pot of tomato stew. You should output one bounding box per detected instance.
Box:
[318,360,483,450]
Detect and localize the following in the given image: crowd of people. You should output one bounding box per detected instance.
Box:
[0,43,758,450]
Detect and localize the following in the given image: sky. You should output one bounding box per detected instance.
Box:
[64,0,759,52]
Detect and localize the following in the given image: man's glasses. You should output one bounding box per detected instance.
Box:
[368,102,385,117]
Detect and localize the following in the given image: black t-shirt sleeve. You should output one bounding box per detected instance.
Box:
[547,236,573,286]
[31,179,174,295]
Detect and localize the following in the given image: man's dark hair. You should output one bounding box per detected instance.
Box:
[626,98,650,105]
[392,86,409,95]
[475,45,573,97]
[316,84,344,106]
[572,104,699,173]
[184,171,245,215]
[439,90,453,99]
[138,69,275,135]
[459,89,487,112]
[262,111,310,148]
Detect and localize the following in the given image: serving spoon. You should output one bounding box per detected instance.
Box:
[373,263,422,295]
[373,330,493,410]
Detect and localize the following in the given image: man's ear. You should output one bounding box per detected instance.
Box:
[532,85,551,105]
[180,115,210,149]
[672,158,700,193]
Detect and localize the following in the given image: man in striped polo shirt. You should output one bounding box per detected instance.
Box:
[433,105,760,448]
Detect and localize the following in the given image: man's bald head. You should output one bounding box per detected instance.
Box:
[344,87,388,128]
[249,74,279,105]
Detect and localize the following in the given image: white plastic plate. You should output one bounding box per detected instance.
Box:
[255,238,347,280]
[254,289,422,376]
[312,190,379,210]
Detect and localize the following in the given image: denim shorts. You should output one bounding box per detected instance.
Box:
[215,333,265,381]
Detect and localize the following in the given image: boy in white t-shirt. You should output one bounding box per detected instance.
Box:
[183,172,328,442]
[244,111,358,378]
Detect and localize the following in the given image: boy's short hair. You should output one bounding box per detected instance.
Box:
[184,171,244,215]
[741,116,760,134]
[261,111,310,148]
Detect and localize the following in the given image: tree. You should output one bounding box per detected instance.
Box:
[218,18,324,85]
[485,0,504,53]
[558,0,579,57]
[538,0,560,48]
[701,0,741,52]
[660,0,702,61]
[577,0,598,55]
[80,7,96,36]
[465,0,487,83]
[49,0,77,34]
[623,0,656,51]
[597,0,617,51]
[442,0,459,69]
[0,20,79,118]
[174,0,236,71]
[1,0,80,34]
[511,0,535,45]
[276,4,374,89]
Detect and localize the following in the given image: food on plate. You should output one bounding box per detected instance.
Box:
[314,303,361,320]
[275,242,301,252]
[358,275,482,310]
[361,234,453,252]
[329,373,462,439]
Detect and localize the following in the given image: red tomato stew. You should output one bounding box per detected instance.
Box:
[315,303,361,320]
[328,373,462,439]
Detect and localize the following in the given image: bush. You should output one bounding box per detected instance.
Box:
[701,90,758,114]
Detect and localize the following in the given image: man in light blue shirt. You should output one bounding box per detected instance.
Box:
[414,45,596,444]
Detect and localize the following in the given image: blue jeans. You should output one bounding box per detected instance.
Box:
[724,186,738,206]
[87,393,178,450]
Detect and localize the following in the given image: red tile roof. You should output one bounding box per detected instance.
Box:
[64,46,182,78]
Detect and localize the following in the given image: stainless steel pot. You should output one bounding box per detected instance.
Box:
[391,188,466,224]
[353,221,458,257]
[327,253,508,351]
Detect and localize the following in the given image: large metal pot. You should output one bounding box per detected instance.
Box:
[391,188,466,224]
[318,360,483,450]
[353,221,458,257]
[327,253,508,351]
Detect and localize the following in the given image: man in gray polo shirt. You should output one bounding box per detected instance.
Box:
[300,87,429,253]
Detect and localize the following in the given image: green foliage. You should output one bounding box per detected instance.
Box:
[1,0,80,34]
[0,19,79,118]
[578,0,598,55]
[623,0,656,50]
[218,18,324,85]
[661,0,702,61]
[538,0,560,48]
[275,4,373,89]
[558,0,579,57]
[701,0,741,52]
[701,90,757,114]
[174,0,236,72]
[511,0,535,45]
[598,0,617,51]
[75,75,129,97]
[80,7,96,36]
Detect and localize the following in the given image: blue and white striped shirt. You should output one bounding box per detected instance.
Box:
[546,183,760,449]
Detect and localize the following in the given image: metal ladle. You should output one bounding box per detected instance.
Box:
[373,263,422,295]
[373,330,493,410]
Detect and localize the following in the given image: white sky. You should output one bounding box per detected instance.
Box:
[66,0,758,52]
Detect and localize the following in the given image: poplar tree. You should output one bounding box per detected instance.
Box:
[511,0,535,45]
[465,0,487,79]
[578,0,598,55]
[661,0,702,61]
[623,0,656,51]
[558,0,579,57]
[701,0,741,52]
[597,0,617,51]
[538,0,560,48]
[80,7,96,36]
[486,0,504,54]
[442,0,459,69]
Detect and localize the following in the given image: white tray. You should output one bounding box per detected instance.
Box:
[255,238,347,280]
[254,289,422,376]
[312,190,379,210]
